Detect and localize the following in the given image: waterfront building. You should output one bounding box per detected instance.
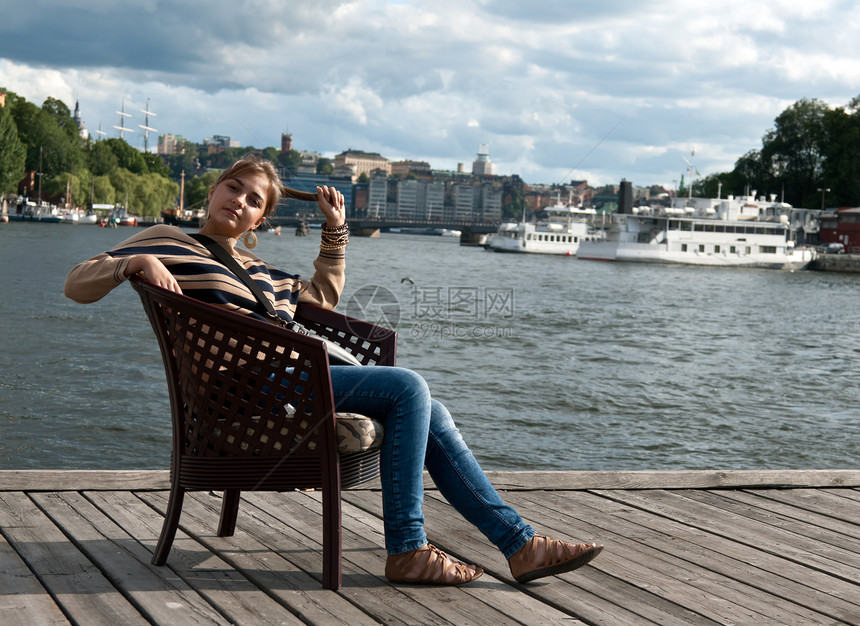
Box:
[480,183,503,221]
[452,183,476,220]
[396,179,419,219]
[820,208,860,252]
[279,171,354,218]
[367,170,389,217]
[335,150,391,181]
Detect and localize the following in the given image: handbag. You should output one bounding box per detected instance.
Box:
[190,233,361,366]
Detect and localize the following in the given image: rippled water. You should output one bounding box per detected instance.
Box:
[1,222,858,470]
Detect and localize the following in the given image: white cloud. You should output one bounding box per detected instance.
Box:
[1,0,859,187]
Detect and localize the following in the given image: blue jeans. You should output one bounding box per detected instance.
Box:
[329,365,536,557]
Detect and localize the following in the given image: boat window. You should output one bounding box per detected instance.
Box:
[730,245,736,253]
[680,222,692,231]
[694,223,704,232]
[698,244,705,252]
[715,225,725,233]
[745,246,751,254]
[703,224,715,232]
[715,245,721,253]
[681,243,688,252]
[761,246,777,254]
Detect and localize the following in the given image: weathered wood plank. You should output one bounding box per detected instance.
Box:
[313,489,586,626]
[4,469,860,491]
[30,491,230,625]
[592,489,860,584]
[695,490,860,554]
[483,469,860,490]
[84,490,305,626]
[344,488,685,626]
[0,492,149,626]
[417,491,718,626]
[528,489,860,624]
[508,490,838,625]
[0,532,70,626]
[244,490,552,626]
[741,487,860,527]
[139,490,383,625]
[0,470,170,491]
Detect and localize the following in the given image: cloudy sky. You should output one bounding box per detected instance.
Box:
[1,0,859,188]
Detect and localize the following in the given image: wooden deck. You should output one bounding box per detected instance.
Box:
[1,469,858,625]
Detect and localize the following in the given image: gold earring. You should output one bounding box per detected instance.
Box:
[243,230,258,249]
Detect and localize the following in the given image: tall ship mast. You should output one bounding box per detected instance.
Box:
[113,97,134,140]
[139,98,158,152]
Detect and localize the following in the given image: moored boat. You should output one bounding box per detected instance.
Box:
[485,201,600,256]
[577,192,817,269]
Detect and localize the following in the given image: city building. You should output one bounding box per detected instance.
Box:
[472,144,494,177]
[72,100,89,140]
[391,160,432,178]
[279,171,355,218]
[157,133,191,155]
[202,135,241,154]
[334,150,391,181]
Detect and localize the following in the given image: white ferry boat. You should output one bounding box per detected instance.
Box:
[577,194,816,269]
[486,202,599,256]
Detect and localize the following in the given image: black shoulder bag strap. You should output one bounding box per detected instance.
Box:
[189,233,285,326]
[189,233,361,366]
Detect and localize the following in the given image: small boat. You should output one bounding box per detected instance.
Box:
[485,199,600,256]
[7,201,61,223]
[60,209,98,224]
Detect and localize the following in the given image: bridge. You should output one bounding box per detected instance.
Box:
[268,216,500,244]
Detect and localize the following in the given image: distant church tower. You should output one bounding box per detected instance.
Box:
[73,100,89,140]
[472,144,494,177]
[281,132,293,153]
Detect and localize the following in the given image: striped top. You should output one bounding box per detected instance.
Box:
[64,225,344,324]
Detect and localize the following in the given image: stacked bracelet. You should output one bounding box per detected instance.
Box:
[320,222,349,251]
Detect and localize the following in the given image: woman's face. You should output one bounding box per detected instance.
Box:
[200,171,270,239]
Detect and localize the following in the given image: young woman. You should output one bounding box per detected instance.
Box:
[65,155,603,585]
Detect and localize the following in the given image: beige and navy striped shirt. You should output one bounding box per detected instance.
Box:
[64,225,344,324]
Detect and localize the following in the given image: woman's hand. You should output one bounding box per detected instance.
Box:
[125,255,183,294]
[317,185,346,227]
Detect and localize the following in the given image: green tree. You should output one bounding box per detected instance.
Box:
[317,157,334,175]
[821,96,860,206]
[41,97,79,144]
[135,172,180,217]
[143,152,171,177]
[88,140,119,176]
[44,171,90,207]
[109,168,136,207]
[185,170,220,210]
[0,103,26,193]
[92,174,116,205]
[759,98,830,207]
[102,138,147,174]
[276,148,302,171]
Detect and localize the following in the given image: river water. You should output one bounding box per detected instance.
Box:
[1,221,858,471]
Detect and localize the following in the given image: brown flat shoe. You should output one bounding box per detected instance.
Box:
[508,535,603,583]
[385,544,484,585]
